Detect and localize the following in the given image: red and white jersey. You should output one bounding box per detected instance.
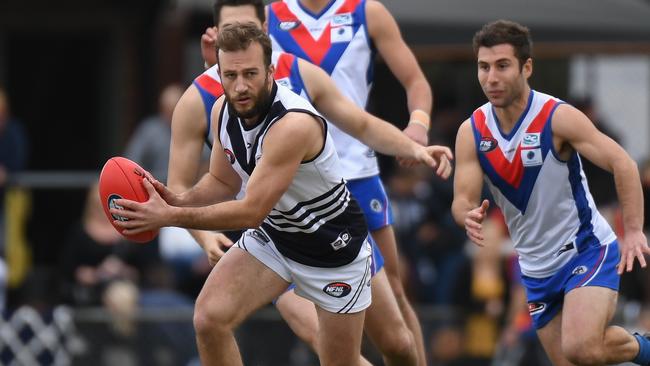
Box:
[268,0,378,179]
[470,90,616,278]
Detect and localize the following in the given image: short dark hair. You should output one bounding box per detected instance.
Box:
[217,22,273,69]
[213,0,265,26]
[473,20,532,69]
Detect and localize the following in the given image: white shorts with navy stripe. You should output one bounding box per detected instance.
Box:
[235,228,372,314]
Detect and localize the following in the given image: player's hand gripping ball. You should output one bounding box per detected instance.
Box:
[98,157,158,243]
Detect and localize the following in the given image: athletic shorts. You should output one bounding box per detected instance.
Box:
[235,228,372,314]
[521,241,620,330]
[280,234,383,300]
[346,175,394,231]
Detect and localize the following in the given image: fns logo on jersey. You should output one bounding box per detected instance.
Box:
[279,20,301,31]
[479,137,498,153]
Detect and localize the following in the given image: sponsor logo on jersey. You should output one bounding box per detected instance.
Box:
[364,148,376,158]
[276,77,293,90]
[108,194,128,221]
[249,229,270,245]
[331,230,352,250]
[522,133,540,147]
[331,25,353,43]
[521,148,543,167]
[528,302,546,315]
[556,242,575,256]
[279,20,301,31]
[479,137,498,153]
[572,265,588,275]
[224,148,236,164]
[370,199,383,213]
[323,282,352,298]
[332,13,353,26]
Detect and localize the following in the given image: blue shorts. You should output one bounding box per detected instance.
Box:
[346,176,394,231]
[521,241,620,330]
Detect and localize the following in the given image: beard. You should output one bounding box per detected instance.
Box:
[227,75,273,120]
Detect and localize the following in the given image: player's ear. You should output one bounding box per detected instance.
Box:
[263,21,268,33]
[523,58,533,79]
[268,63,275,78]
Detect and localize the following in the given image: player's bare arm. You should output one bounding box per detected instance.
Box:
[113,111,322,235]
[299,58,452,177]
[452,119,490,246]
[168,85,210,194]
[552,103,648,273]
[366,0,431,145]
[168,88,236,263]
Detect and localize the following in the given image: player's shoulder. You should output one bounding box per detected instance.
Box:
[365,0,392,19]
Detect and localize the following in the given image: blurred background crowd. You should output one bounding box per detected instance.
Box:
[1,0,650,365]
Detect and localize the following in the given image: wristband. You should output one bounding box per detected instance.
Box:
[408,119,430,131]
[409,109,430,130]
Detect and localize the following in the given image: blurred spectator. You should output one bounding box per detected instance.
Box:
[0,87,29,311]
[388,165,466,304]
[57,181,160,307]
[124,83,184,183]
[158,226,212,298]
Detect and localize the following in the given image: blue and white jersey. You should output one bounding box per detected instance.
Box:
[470,90,616,278]
[268,0,378,179]
[192,65,224,149]
[217,82,368,267]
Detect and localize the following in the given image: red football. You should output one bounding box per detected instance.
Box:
[98,156,158,243]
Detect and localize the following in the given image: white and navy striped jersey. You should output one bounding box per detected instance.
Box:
[217,82,368,267]
[268,0,379,180]
[470,90,616,278]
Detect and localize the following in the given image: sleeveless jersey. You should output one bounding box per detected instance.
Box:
[268,0,378,179]
[217,82,368,267]
[470,90,616,278]
[193,52,309,149]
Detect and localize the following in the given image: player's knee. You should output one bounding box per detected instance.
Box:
[562,340,604,365]
[377,327,415,359]
[193,301,237,337]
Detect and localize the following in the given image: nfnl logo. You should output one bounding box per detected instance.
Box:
[323,282,352,298]
[479,137,498,152]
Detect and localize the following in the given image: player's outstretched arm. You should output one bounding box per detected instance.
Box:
[366,0,432,146]
[299,58,452,176]
[552,104,649,273]
[451,120,489,246]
